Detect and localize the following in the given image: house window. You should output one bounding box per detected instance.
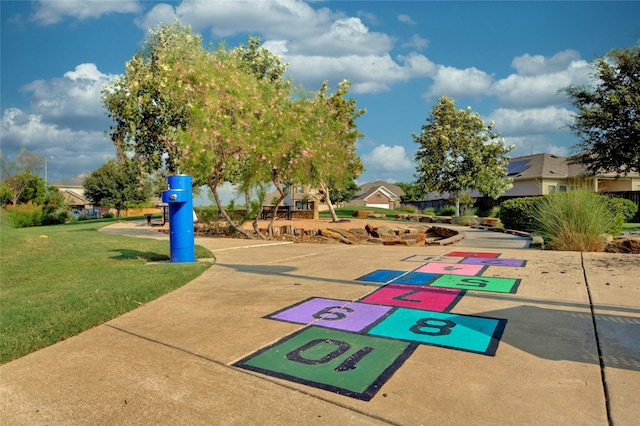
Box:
[296,185,305,194]
[376,193,381,198]
[558,185,567,192]
[548,185,556,194]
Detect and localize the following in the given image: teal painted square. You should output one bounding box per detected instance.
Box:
[234,326,416,401]
[428,274,520,294]
[368,308,506,355]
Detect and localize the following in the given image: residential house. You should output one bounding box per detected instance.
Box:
[265,184,324,211]
[348,181,404,210]
[406,153,640,212]
[51,173,103,217]
[504,153,640,196]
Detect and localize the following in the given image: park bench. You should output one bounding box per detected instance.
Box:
[260,205,293,220]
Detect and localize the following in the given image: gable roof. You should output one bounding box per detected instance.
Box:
[506,153,639,180]
[352,181,404,201]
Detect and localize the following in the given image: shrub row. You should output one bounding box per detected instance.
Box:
[499,193,638,236]
[7,203,68,228]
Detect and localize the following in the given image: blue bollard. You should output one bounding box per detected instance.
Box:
[161,175,195,262]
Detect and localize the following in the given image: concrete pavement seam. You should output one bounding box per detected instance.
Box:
[104,323,401,425]
[581,252,613,426]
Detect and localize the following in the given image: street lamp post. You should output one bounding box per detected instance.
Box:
[44,156,53,185]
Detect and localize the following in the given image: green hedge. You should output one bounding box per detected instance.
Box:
[498,197,540,232]
[500,194,638,235]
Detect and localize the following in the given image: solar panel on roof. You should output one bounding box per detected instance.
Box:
[507,160,531,176]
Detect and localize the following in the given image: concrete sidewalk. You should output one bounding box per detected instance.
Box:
[1,222,638,425]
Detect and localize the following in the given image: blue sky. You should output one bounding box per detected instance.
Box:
[2,1,639,200]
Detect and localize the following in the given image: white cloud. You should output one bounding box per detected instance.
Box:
[283,52,433,93]
[362,144,413,172]
[488,106,574,136]
[32,0,141,25]
[423,65,493,100]
[397,14,417,25]
[166,0,334,39]
[493,60,591,108]
[1,108,114,182]
[507,136,572,158]
[511,49,582,76]
[136,1,430,94]
[402,34,429,50]
[134,3,177,30]
[20,63,118,130]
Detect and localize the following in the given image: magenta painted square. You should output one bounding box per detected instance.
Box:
[360,284,463,312]
[415,262,485,276]
[268,298,392,332]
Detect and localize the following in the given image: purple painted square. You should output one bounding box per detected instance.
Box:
[268,298,393,332]
[461,257,526,267]
[415,262,485,276]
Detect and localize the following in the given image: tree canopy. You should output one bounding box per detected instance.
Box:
[83,160,151,217]
[562,45,640,175]
[413,96,513,216]
[103,21,366,237]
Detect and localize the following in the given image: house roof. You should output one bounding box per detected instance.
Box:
[506,153,639,180]
[352,181,404,201]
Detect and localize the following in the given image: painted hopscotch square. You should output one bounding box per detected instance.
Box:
[356,269,408,284]
[234,326,417,401]
[402,255,451,263]
[446,251,500,258]
[415,262,485,276]
[267,297,393,332]
[461,257,527,267]
[389,271,440,286]
[360,284,464,313]
[368,308,507,356]
[428,274,521,294]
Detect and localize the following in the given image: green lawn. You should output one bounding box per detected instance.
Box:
[0,210,213,364]
[319,206,414,219]
[622,223,640,232]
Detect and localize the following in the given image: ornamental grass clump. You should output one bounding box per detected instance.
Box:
[531,190,616,251]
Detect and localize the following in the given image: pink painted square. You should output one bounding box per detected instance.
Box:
[415,262,485,276]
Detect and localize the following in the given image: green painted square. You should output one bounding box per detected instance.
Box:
[428,274,520,294]
[234,326,415,401]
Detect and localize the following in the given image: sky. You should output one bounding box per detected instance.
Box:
[2,0,639,202]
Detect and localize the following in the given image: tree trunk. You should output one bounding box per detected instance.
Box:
[320,181,339,222]
[209,182,256,240]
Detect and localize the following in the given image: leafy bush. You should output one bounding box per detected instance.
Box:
[453,215,476,226]
[436,205,457,216]
[421,207,437,215]
[102,212,114,219]
[398,205,419,214]
[499,197,540,231]
[476,206,500,218]
[7,203,43,228]
[605,197,638,222]
[195,206,221,224]
[531,190,616,251]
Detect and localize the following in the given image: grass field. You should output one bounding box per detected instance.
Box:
[0,210,213,364]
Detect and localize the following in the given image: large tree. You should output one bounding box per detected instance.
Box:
[102,21,205,174]
[0,148,45,206]
[309,80,365,222]
[562,45,640,175]
[83,160,151,217]
[413,96,513,216]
